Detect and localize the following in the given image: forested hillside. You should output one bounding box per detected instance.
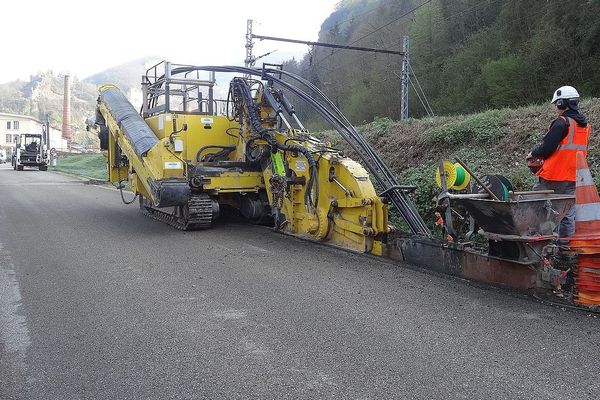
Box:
[287,0,600,126]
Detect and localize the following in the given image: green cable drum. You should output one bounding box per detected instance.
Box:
[451,163,471,191]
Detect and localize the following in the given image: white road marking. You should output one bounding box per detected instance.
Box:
[243,339,271,356]
[244,244,271,253]
[213,309,247,320]
[0,243,31,383]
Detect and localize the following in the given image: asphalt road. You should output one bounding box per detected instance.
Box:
[0,164,599,399]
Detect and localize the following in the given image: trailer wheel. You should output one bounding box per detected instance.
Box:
[39,165,48,171]
[17,165,24,171]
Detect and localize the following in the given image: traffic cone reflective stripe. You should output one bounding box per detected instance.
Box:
[573,205,600,239]
[575,204,600,221]
[576,167,595,187]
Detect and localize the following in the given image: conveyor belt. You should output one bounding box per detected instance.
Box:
[100,86,158,157]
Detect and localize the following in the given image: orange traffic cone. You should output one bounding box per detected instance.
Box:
[569,151,600,249]
[568,151,600,305]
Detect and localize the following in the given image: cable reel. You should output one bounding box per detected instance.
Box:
[435,161,471,191]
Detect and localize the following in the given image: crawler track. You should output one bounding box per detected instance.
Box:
[140,193,214,230]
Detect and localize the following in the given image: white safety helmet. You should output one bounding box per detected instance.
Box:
[550,85,580,104]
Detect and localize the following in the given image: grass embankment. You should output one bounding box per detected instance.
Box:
[50,153,107,180]
[320,98,600,227]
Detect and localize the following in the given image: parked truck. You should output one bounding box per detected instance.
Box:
[12,118,50,171]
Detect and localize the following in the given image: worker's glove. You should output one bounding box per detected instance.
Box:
[526,155,543,174]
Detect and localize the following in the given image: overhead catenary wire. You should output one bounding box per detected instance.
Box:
[395,62,434,117]
[322,1,385,32]
[312,0,434,68]
[391,66,434,118]
[304,0,504,118]
[312,0,504,79]
[252,35,404,56]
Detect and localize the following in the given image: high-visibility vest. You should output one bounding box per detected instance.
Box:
[537,116,591,182]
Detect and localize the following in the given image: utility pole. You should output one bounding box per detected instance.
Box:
[43,113,50,148]
[400,36,410,120]
[244,19,254,78]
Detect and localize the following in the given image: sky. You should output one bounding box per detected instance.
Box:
[0,0,339,83]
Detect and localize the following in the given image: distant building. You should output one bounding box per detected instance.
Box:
[0,112,67,152]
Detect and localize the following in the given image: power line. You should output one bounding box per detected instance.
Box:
[251,34,404,56]
[313,0,500,76]
[409,77,431,117]
[312,0,434,68]
[297,0,509,117]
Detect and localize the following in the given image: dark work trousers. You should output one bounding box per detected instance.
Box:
[533,178,576,238]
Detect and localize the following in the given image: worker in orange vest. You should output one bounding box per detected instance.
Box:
[527,85,592,238]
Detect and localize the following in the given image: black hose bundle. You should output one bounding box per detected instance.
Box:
[195,145,236,162]
[229,77,319,209]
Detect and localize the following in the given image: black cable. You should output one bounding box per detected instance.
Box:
[229,77,319,208]
[115,157,138,205]
[195,145,236,162]
[225,127,241,140]
[532,294,600,315]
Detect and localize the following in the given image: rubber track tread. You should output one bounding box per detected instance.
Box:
[141,194,213,230]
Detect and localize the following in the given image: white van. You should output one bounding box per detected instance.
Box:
[0,149,6,164]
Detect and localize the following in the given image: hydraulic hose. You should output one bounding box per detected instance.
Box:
[229,77,319,208]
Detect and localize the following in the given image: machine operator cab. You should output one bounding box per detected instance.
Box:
[17,134,41,150]
[25,139,39,152]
